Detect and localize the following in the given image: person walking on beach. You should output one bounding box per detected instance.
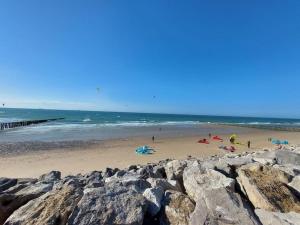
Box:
[152,136,155,143]
[247,140,251,149]
[209,133,212,139]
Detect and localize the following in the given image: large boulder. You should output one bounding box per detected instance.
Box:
[237,163,300,212]
[276,150,300,166]
[288,176,300,196]
[0,182,53,224]
[189,188,259,225]
[252,151,277,165]
[105,172,150,193]
[255,209,300,225]
[146,178,182,192]
[160,190,195,225]
[143,187,164,216]
[222,155,254,168]
[39,171,61,183]
[0,178,17,193]
[164,160,187,180]
[67,184,147,225]
[183,162,235,201]
[4,183,83,225]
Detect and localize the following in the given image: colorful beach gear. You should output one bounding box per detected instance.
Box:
[198,139,209,144]
[212,136,223,141]
[135,146,154,155]
[219,145,236,152]
[272,139,289,145]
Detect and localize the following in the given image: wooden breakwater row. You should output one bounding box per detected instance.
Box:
[0,118,65,131]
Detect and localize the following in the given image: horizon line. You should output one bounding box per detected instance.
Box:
[2,106,300,120]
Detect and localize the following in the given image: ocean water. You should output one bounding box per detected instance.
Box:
[0,108,300,142]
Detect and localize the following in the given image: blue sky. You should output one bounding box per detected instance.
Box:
[0,1,300,118]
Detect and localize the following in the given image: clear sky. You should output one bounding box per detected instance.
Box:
[0,1,300,118]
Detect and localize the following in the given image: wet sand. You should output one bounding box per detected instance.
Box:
[0,125,299,178]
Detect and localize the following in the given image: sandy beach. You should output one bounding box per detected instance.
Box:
[0,124,299,178]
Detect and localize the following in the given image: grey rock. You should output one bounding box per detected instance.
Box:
[0,178,17,193]
[4,183,83,225]
[183,162,235,201]
[0,182,53,224]
[288,176,300,196]
[128,165,138,171]
[160,190,195,225]
[105,172,150,193]
[67,184,147,225]
[252,151,277,165]
[189,188,259,225]
[273,164,300,177]
[103,167,119,178]
[146,178,182,192]
[165,160,187,180]
[276,150,300,166]
[222,155,254,167]
[138,164,163,179]
[39,171,61,183]
[255,209,300,225]
[153,165,166,178]
[143,187,164,216]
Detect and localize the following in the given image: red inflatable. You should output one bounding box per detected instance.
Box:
[198,139,209,144]
[212,136,223,141]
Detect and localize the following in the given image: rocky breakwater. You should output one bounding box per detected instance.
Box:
[1,147,300,225]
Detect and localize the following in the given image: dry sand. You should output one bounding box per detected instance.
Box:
[0,125,299,178]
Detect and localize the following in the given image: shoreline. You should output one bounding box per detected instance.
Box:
[1,125,300,178]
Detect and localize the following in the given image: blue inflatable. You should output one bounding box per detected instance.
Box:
[135,146,154,155]
[272,139,289,145]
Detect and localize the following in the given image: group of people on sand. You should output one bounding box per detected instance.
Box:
[198,133,252,152]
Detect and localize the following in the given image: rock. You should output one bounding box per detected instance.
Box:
[222,155,254,168]
[138,165,163,179]
[255,209,300,225]
[115,170,127,177]
[143,187,164,216]
[252,151,277,165]
[160,190,195,225]
[288,176,300,195]
[105,172,150,193]
[273,164,300,177]
[4,183,83,225]
[276,150,300,166]
[189,188,259,225]
[83,171,103,188]
[146,178,182,192]
[67,184,147,225]
[39,171,61,183]
[128,165,138,171]
[0,178,17,193]
[201,158,234,177]
[103,167,119,178]
[183,163,235,201]
[0,182,53,224]
[165,160,187,180]
[237,163,300,212]
[153,165,166,178]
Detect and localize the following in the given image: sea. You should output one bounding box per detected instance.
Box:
[0,108,300,143]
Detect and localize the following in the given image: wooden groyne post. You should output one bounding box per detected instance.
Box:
[0,118,65,131]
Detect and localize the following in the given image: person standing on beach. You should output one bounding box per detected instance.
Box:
[152,136,155,143]
[209,133,212,139]
[247,140,251,148]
